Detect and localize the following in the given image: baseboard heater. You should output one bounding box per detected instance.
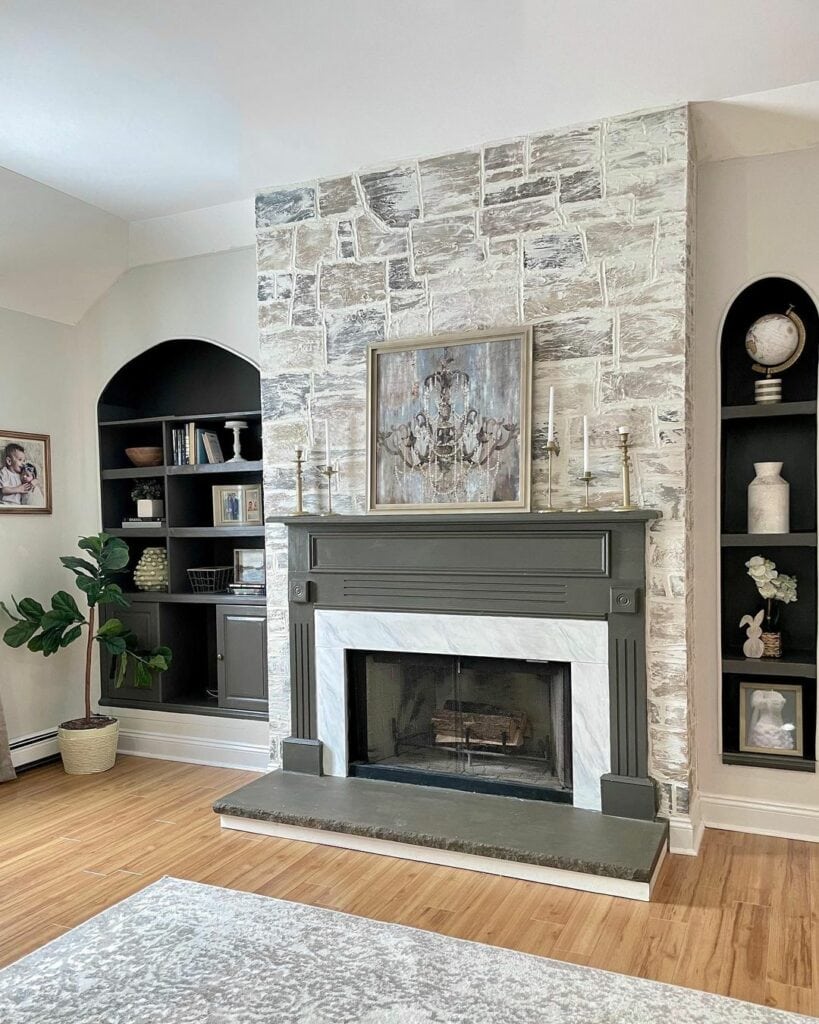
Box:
[10,729,60,771]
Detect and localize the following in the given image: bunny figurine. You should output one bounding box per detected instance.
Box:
[740,609,765,659]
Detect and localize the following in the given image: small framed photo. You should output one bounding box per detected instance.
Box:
[213,485,243,525]
[739,681,803,757]
[242,485,262,524]
[212,484,263,526]
[234,548,265,585]
[0,430,51,515]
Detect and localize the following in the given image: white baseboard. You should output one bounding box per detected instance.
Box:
[667,796,704,855]
[220,815,663,901]
[700,791,819,843]
[117,727,269,771]
[10,729,59,769]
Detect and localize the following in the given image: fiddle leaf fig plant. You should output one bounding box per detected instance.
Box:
[1,533,172,724]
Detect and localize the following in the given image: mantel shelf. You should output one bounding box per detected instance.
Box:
[721,533,817,547]
[268,509,661,528]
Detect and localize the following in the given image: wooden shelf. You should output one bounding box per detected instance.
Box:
[722,401,817,420]
[166,460,262,476]
[126,591,266,605]
[722,751,816,772]
[99,409,261,427]
[101,466,165,479]
[721,533,817,547]
[98,696,266,720]
[169,526,265,538]
[106,527,168,538]
[722,654,817,679]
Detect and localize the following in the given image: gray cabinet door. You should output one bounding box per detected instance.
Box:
[216,604,268,712]
[99,602,161,702]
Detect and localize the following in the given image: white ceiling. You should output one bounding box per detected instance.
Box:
[3,0,819,221]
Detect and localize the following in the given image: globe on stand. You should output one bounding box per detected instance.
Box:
[745,308,805,404]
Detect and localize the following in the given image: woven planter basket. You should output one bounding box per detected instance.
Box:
[58,718,119,774]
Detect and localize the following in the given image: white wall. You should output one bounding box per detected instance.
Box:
[0,307,95,758]
[1,247,269,770]
[694,144,819,839]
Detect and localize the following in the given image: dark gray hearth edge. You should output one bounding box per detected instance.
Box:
[214,771,668,883]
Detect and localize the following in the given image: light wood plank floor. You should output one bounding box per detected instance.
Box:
[0,756,815,1016]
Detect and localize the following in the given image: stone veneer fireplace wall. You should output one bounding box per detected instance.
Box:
[257,103,695,820]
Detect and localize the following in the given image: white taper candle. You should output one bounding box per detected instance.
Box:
[324,420,331,465]
[583,416,590,474]
[547,387,554,443]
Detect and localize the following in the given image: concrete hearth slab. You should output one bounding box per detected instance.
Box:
[214,771,668,900]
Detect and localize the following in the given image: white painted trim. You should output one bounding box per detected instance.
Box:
[700,791,819,843]
[667,795,704,855]
[220,815,662,902]
[117,727,269,772]
[10,728,59,768]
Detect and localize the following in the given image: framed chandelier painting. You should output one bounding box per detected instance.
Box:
[367,328,532,513]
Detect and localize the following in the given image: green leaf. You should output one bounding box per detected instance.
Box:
[99,537,129,573]
[41,610,73,630]
[60,624,83,648]
[78,535,103,559]
[52,591,82,620]
[114,654,128,688]
[99,635,127,656]
[3,619,39,648]
[75,575,102,605]
[134,661,151,688]
[41,627,64,656]
[98,583,128,608]
[16,597,45,623]
[97,617,124,637]
[59,556,99,577]
[27,633,45,653]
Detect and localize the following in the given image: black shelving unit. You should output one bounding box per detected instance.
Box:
[719,278,818,771]
[96,339,268,720]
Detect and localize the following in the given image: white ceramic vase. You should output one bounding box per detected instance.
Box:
[747,462,789,534]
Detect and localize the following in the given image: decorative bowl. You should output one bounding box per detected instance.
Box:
[125,446,163,467]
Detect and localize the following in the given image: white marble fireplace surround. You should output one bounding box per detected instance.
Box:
[315,608,611,812]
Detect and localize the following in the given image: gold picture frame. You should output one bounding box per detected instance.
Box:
[212,484,263,526]
[739,681,803,757]
[0,429,52,515]
[366,328,533,513]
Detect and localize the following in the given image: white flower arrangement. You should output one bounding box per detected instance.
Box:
[745,555,798,604]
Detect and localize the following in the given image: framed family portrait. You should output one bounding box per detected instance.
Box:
[367,329,533,513]
[212,484,263,527]
[0,430,51,515]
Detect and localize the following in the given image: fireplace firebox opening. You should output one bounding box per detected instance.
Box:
[346,650,572,803]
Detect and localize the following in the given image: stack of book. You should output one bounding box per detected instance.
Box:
[120,517,166,529]
[171,423,226,466]
[228,582,265,598]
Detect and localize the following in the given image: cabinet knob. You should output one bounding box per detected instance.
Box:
[217,653,224,661]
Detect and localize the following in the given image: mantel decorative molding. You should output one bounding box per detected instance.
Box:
[276,510,660,820]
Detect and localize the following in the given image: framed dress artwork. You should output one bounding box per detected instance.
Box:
[367,329,533,513]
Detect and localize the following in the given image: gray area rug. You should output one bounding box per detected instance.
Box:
[0,877,811,1023]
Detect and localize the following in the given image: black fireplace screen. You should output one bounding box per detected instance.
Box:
[346,650,572,802]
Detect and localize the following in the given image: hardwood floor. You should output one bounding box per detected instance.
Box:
[0,756,815,1015]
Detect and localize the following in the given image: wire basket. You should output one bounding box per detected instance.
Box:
[187,566,234,594]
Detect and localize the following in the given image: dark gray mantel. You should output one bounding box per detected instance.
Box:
[273,510,660,821]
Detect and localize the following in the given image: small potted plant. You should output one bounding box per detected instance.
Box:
[131,478,164,520]
[745,555,798,658]
[1,533,171,774]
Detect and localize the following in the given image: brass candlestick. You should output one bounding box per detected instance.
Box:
[612,430,637,512]
[322,464,338,515]
[539,438,562,512]
[577,471,595,512]
[292,447,308,516]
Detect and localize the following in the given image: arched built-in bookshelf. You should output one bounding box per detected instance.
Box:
[719,278,818,771]
[97,339,268,719]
